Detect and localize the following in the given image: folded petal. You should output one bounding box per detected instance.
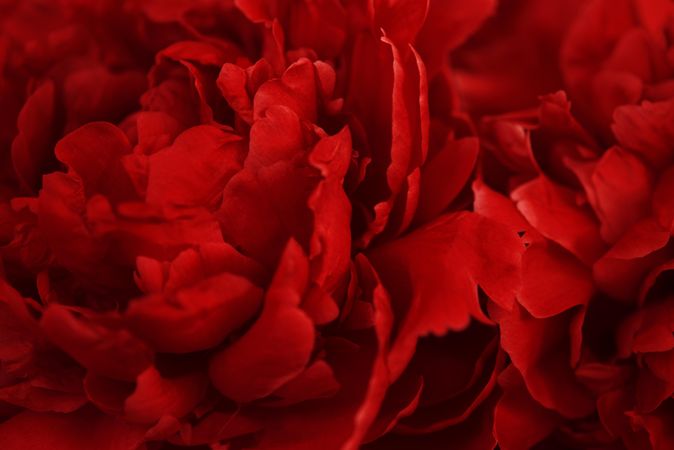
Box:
[126,272,263,353]
[124,366,208,424]
[218,161,314,267]
[10,81,56,192]
[351,37,428,247]
[342,255,395,450]
[146,125,245,207]
[86,199,224,264]
[267,360,340,407]
[414,137,478,224]
[494,365,561,450]
[209,240,314,402]
[134,111,182,154]
[512,176,606,264]
[613,99,674,169]
[593,219,671,302]
[307,128,353,298]
[520,242,594,318]
[472,177,543,245]
[498,304,595,418]
[217,60,273,124]
[41,305,153,381]
[569,147,654,243]
[54,122,138,203]
[246,105,305,171]
[369,212,523,379]
[253,58,320,123]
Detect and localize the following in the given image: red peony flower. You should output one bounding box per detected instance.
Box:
[472,30,674,450]
[562,0,674,141]
[0,1,525,449]
[4,1,673,449]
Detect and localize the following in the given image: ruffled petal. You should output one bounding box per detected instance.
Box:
[209,240,314,402]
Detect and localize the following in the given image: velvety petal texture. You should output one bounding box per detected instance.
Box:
[3,1,673,449]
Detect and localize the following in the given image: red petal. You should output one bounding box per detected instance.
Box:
[0,280,41,360]
[520,242,594,318]
[287,0,347,59]
[364,391,498,450]
[472,177,543,245]
[639,259,674,305]
[247,336,379,450]
[301,286,339,325]
[10,81,56,192]
[416,0,497,75]
[365,374,424,440]
[155,40,237,68]
[494,365,560,450]
[87,199,224,263]
[414,137,478,224]
[0,407,145,450]
[151,243,266,293]
[38,173,100,271]
[0,282,86,413]
[624,301,674,354]
[593,219,671,302]
[171,410,261,445]
[141,79,201,130]
[0,379,85,414]
[134,112,182,155]
[54,122,137,203]
[561,0,643,136]
[218,162,314,267]
[209,240,314,402]
[369,212,523,379]
[342,255,395,450]
[235,0,280,23]
[217,63,257,124]
[639,351,674,411]
[612,99,674,169]
[246,105,305,171]
[253,58,319,123]
[126,272,263,353]
[394,327,503,433]
[83,372,133,415]
[498,304,595,418]
[352,37,428,247]
[307,128,353,298]
[267,360,340,407]
[41,305,153,381]
[633,402,674,450]
[151,41,242,124]
[146,125,245,207]
[63,67,146,133]
[377,45,429,239]
[455,4,583,115]
[372,0,429,48]
[124,366,208,424]
[598,389,652,449]
[569,147,654,243]
[512,176,606,264]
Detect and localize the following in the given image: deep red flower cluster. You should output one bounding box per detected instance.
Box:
[1,0,673,449]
